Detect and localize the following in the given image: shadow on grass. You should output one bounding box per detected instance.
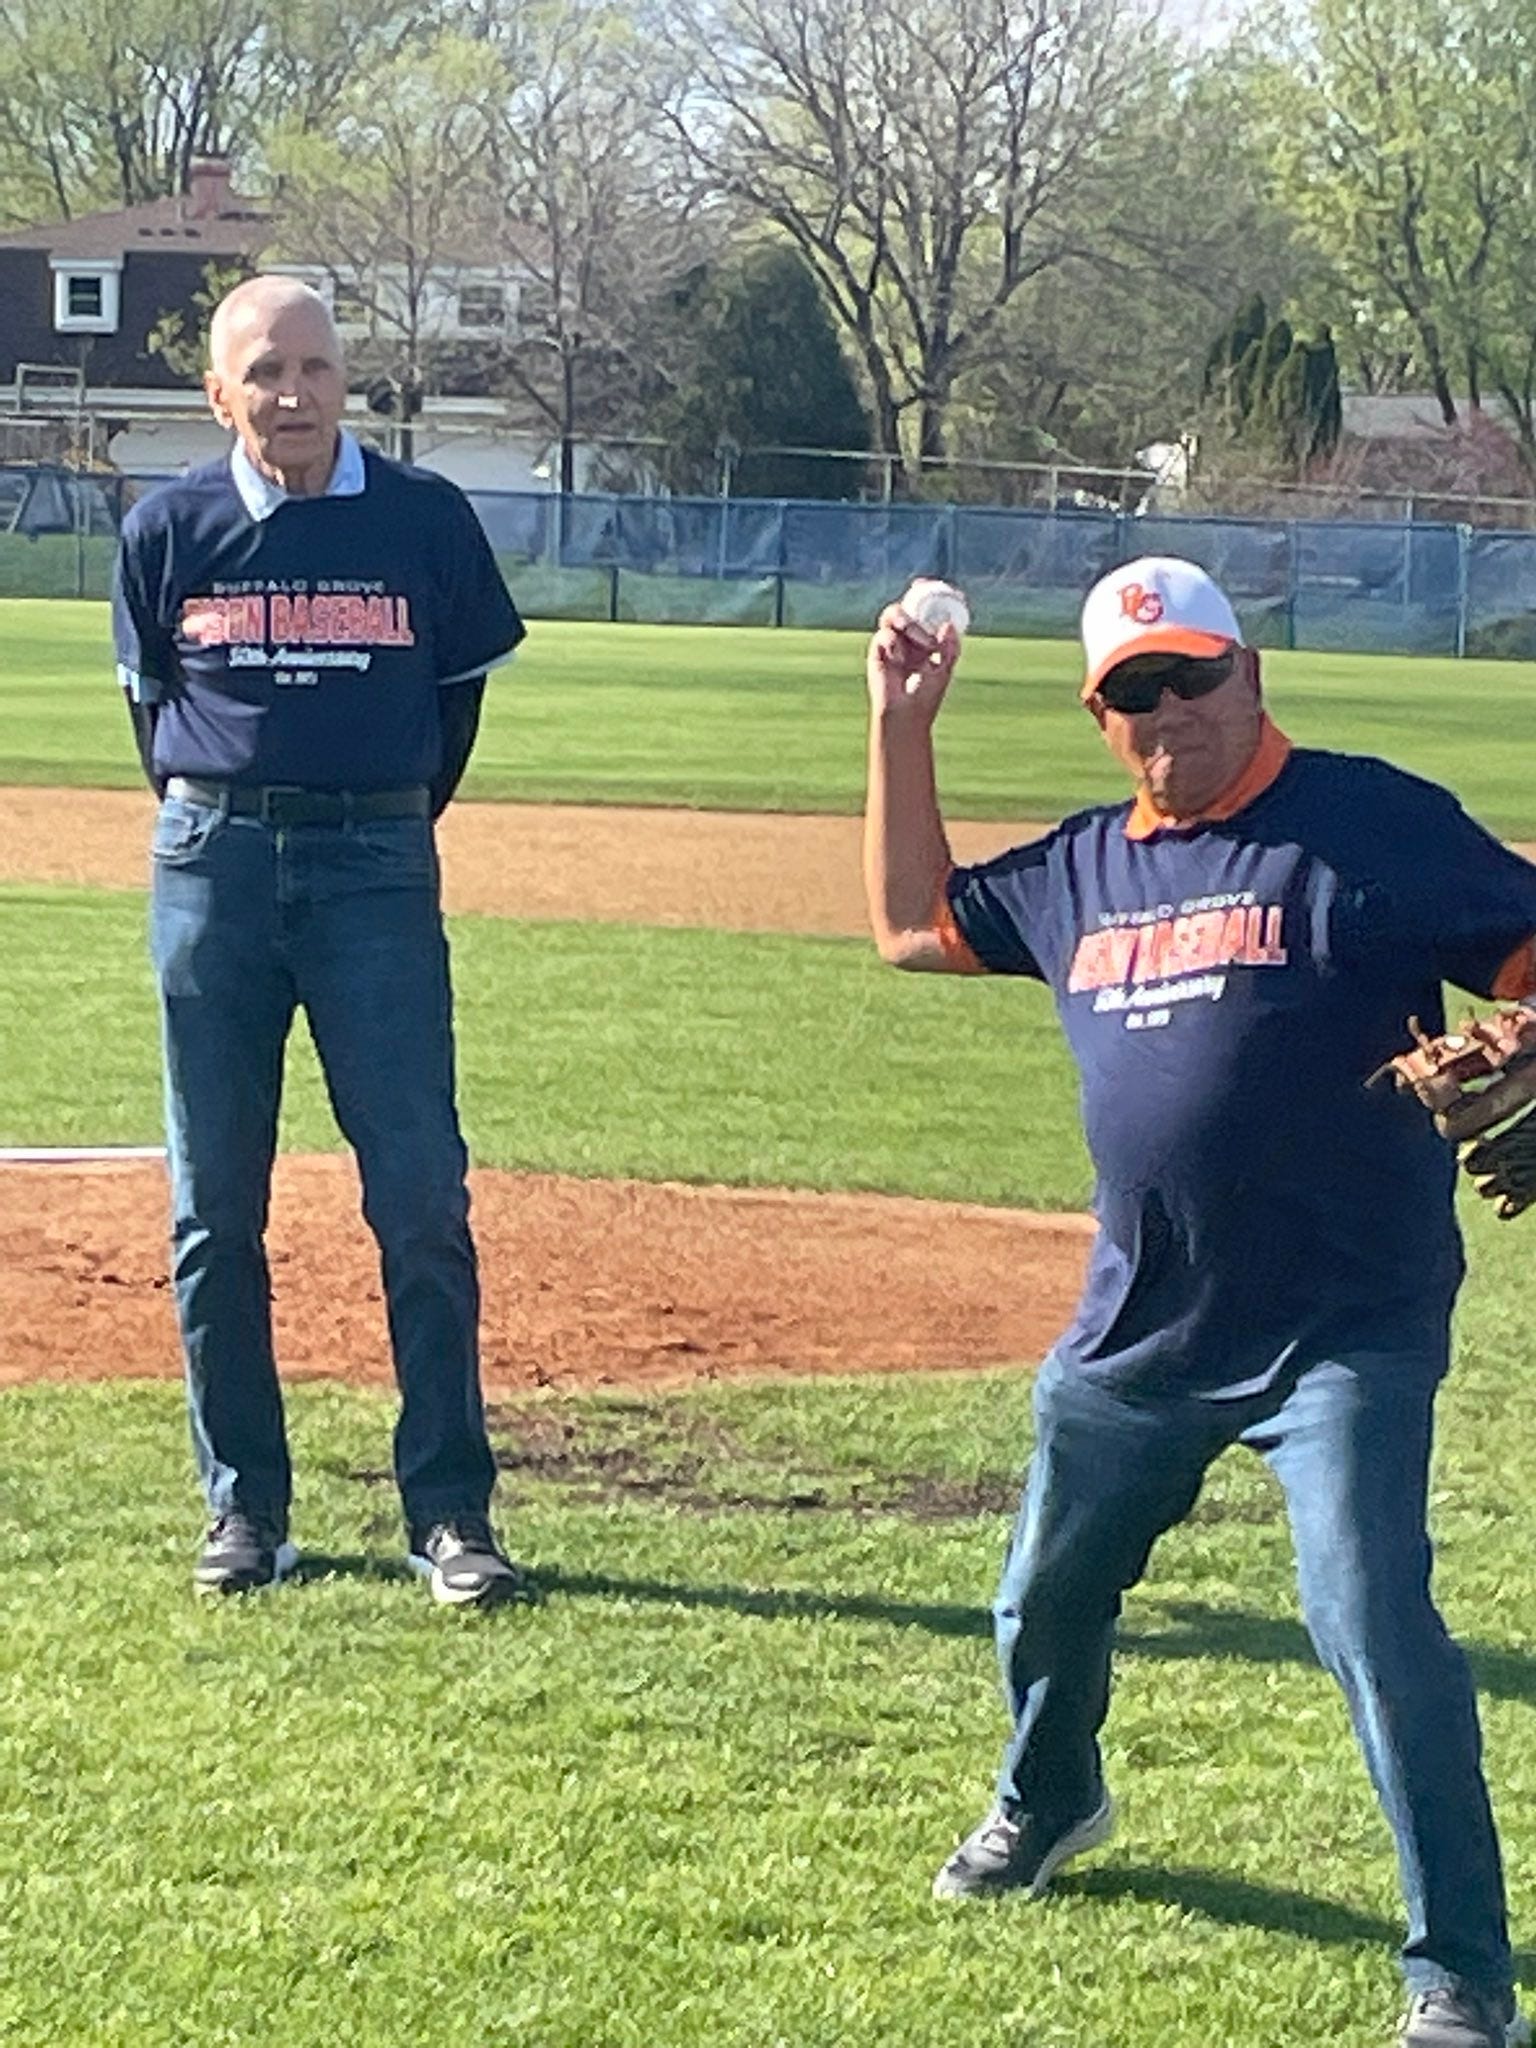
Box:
[290,1551,416,1585]
[1065,1864,1398,1948]
[1067,1868,1536,1984]
[1121,1600,1536,1708]
[540,1564,986,1638]
[291,1551,544,1606]
[539,1572,1536,1703]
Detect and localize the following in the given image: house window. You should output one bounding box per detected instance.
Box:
[457,284,506,330]
[331,280,370,330]
[52,261,121,334]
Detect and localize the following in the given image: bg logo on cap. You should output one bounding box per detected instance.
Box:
[1118,583,1164,625]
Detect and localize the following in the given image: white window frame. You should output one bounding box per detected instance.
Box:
[454,281,508,333]
[329,277,373,335]
[267,260,521,340]
[51,258,122,334]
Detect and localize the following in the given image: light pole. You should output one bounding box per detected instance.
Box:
[715,433,740,500]
[715,435,740,581]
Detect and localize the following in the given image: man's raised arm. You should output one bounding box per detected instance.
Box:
[863,601,968,971]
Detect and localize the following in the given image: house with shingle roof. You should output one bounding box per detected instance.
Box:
[0,160,581,491]
[0,160,271,392]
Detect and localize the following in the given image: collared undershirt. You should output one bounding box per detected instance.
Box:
[228,428,367,521]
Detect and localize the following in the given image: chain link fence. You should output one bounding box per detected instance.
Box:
[8,465,1536,658]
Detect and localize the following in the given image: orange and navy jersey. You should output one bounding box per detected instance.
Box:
[945,743,1536,1398]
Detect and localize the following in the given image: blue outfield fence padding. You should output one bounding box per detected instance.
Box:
[7,464,1536,658]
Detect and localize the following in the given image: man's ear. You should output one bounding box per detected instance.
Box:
[203,368,231,429]
[1239,645,1263,699]
[1084,691,1108,730]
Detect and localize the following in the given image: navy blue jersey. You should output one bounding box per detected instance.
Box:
[112,443,525,789]
[947,742,1536,1397]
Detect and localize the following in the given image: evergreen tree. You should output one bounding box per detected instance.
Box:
[651,244,871,499]
[1202,298,1341,468]
[1203,293,1269,410]
[1301,327,1343,459]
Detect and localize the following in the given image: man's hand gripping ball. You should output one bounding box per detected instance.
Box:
[867,583,966,722]
[1376,1005,1536,1218]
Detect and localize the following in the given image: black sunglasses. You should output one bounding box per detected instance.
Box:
[1094,648,1237,716]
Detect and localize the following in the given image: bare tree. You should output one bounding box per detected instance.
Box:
[661,0,1159,482]
[483,0,713,493]
[263,31,504,454]
[957,58,1301,476]
[0,0,445,221]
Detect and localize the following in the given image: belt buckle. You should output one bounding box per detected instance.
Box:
[257,784,307,824]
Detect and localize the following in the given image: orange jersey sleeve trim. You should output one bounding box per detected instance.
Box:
[1493,936,1536,1001]
[935,882,989,973]
[1126,715,1294,840]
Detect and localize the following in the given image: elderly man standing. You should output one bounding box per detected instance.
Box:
[863,556,1534,2048]
[113,275,526,1606]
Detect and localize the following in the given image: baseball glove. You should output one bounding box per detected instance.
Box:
[1375,1006,1536,1218]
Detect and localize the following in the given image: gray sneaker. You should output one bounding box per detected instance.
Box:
[932,1792,1115,1900]
[194,1510,298,1595]
[406,1515,531,1608]
[1399,1989,1530,2048]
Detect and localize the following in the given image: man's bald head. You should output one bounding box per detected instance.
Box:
[208,275,342,377]
[204,274,348,496]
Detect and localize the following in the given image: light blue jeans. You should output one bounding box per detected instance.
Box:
[992,1344,1511,2001]
[149,791,495,1531]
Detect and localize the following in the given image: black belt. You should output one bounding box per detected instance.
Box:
[166,777,430,825]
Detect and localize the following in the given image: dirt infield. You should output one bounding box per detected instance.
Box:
[0,785,1044,934]
[1,1155,1091,1392]
[0,787,1087,1392]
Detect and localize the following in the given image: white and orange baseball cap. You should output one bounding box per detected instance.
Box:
[1080,556,1243,700]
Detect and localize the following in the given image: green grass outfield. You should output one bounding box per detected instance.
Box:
[4,599,1536,830]
[2,605,1535,2044]
[1,885,1090,1206]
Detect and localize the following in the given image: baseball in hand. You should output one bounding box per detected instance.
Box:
[901,578,970,638]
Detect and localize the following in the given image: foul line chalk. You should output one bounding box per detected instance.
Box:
[0,1146,167,1163]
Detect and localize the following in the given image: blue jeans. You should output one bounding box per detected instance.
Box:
[992,1345,1511,2000]
[149,792,495,1531]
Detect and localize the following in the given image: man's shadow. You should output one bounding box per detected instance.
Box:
[287,1551,543,1603]
[1062,1868,1536,1988]
[290,1551,415,1586]
[275,1556,1535,1978]
[537,1566,1536,1707]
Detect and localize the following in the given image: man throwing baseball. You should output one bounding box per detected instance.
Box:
[863,557,1535,2048]
[113,276,526,1605]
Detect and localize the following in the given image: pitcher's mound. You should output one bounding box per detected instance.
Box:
[0,1156,1091,1391]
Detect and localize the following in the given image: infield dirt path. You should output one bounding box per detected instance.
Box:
[0,787,1086,1392]
[0,786,1045,934]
